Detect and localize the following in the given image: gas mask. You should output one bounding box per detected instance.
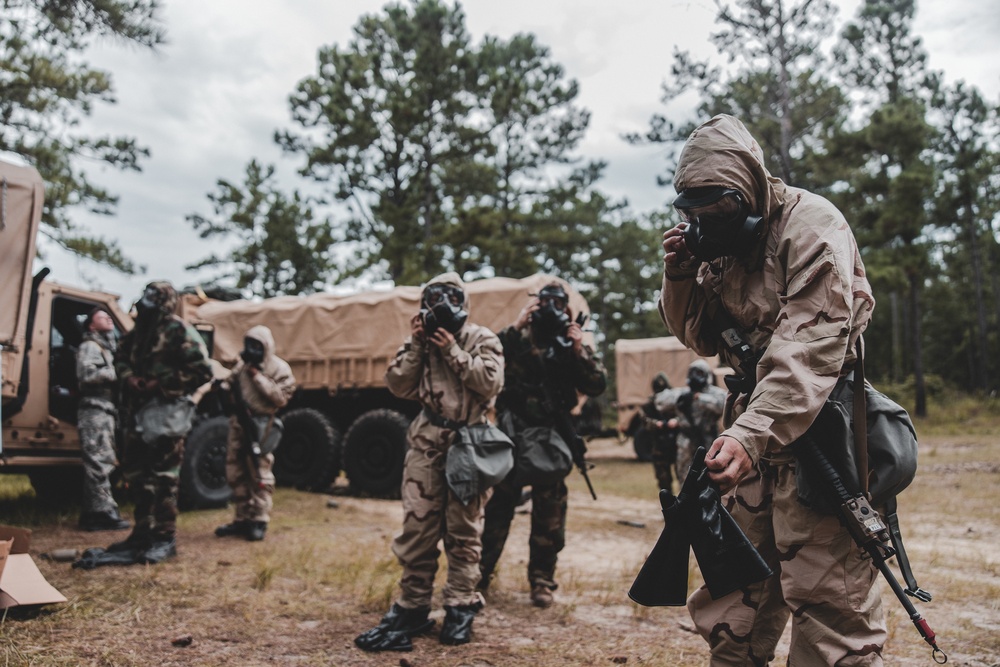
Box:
[420,284,468,335]
[530,285,571,347]
[240,337,266,368]
[673,187,765,262]
[687,363,711,393]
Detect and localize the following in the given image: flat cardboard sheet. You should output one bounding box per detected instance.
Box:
[0,525,67,609]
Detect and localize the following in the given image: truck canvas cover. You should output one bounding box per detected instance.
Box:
[0,158,44,402]
[196,273,591,393]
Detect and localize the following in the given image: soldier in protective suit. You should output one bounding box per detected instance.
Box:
[74,282,213,569]
[659,115,882,665]
[76,307,130,532]
[215,325,296,542]
[355,272,504,652]
[477,282,607,609]
[654,359,726,482]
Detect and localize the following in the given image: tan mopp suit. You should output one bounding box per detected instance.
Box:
[660,114,885,666]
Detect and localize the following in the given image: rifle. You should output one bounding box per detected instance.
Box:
[537,324,599,501]
[552,408,597,501]
[795,442,947,664]
[629,446,772,605]
[218,371,265,490]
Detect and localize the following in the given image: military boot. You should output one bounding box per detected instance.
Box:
[215,520,251,538]
[139,538,177,564]
[354,603,435,652]
[78,510,131,532]
[439,599,484,645]
[246,521,267,542]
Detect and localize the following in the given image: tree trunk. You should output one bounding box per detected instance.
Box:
[965,202,989,391]
[908,274,927,417]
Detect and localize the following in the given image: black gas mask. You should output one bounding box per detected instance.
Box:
[240,337,266,368]
[674,187,765,262]
[531,285,572,345]
[134,285,162,321]
[687,364,711,393]
[420,283,468,335]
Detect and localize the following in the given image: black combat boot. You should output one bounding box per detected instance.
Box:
[139,538,177,564]
[215,520,251,538]
[246,521,267,542]
[354,603,435,652]
[439,599,484,646]
[79,510,131,532]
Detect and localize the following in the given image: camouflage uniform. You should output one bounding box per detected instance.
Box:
[115,282,213,548]
[654,378,727,482]
[76,330,121,515]
[641,400,679,493]
[225,325,296,525]
[660,115,882,665]
[479,303,607,595]
[384,272,505,610]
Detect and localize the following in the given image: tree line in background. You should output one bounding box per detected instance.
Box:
[2,0,998,412]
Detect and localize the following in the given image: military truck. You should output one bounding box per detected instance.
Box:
[0,159,135,502]
[614,336,729,461]
[1,158,599,508]
[184,275,594,502]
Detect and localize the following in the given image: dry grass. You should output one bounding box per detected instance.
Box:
[1,426,998,666]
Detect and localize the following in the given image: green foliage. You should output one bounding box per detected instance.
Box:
[185,160,336,298]
[0,0,165,273]
[625,0,848,190]
[276,0,593,286]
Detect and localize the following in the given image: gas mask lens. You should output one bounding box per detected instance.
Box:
[674,187,763,261]
[676,190,745,227]
[423,284,464,308]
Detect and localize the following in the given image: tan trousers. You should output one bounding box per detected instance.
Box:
[688,462,886,666]
[392,446,490,608]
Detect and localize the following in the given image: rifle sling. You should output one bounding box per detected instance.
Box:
[853,338,869,498]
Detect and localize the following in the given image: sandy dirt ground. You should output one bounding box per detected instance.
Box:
[1,435,998,666]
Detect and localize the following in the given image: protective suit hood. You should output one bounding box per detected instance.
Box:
[672,115,786,231]
[244,324,277,365]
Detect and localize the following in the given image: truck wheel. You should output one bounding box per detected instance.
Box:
[28,467,83,507]
[179,415,232,510]
[633,428,655,462]
[273,408,341,492]
[343,409,410,498]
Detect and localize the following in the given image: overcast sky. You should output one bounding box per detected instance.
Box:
[37,0,1000,303]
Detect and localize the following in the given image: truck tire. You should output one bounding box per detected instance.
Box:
[179,415,232,510]
[633,428,655,462]
[343,409,410,498]
[273,408,341,492]
[28,467,83,507]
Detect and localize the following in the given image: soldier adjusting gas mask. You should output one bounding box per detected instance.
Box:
[687,362,711,393]
[421,284,468,335]
[531,285,572,346]
[240,337,266,368]
[674,187,764,262]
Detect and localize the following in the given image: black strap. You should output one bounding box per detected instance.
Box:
[422,407,466,431]
[884,497,933,602]
[852,338,870,497]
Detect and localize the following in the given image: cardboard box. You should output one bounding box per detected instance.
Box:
[0,525,67,609]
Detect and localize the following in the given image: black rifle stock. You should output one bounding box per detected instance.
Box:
[795,442,946,664]
[629,447,773,606]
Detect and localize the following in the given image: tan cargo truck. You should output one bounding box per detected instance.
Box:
[1,158,599,507]
[614,336,730,461]
[187,274,594,499]
[0,159,137,502]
